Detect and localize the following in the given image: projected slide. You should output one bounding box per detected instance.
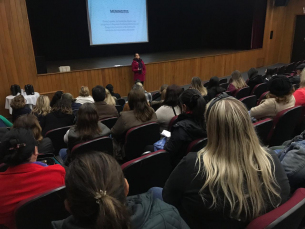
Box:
[87,0,148,45]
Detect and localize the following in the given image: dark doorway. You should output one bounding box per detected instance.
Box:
[291,15,305,62]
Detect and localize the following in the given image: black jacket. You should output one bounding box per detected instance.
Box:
[42,111,75,136]
[247,75,264,92]
[289,75,300,85]
[38,137,54,154]
[12,107,31,122]
[163,150,290,229]
[205,87,225,102]
[52,191,189,229]
[164,113,207,167]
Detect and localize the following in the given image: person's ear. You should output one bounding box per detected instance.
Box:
[182,104,187,112]
[64,199,71,213]
[34,146,38,156]
[124,178,129,197]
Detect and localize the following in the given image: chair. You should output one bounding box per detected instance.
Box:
[253,118,273,146]
[234,87,251,99]
[152,92,161,101]
[116,98,125,107]
[122,150,172,196]
[246,188,305,229]
[71,136,113,156]
[45,126,71,155]
[168,116,178,131]
[186,138,208,154]
[100,117,118,129]
[220,83,229,90]
[267,106,302,147]
[219,78,227,84]
[240,95,257,110]
[203,81,209,87]
[115,105,123,113]
[257,91,269,105]
[251,83,268,99]
[15,186,69,229]
[124,122,160,161]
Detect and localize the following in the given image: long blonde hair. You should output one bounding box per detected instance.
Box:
[197,97,281,220]
[191,77,207,96]
[105,88,116,106]
[32,95,51,116]
[231,70,247,89]
[300,69,305,88]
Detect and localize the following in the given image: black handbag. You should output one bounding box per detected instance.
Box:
[24,84,34,95]
[10,85,21,96]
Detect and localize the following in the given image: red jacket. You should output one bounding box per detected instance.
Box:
[0,163,65,228]
[294,88,305,106]
[132,59,146,82]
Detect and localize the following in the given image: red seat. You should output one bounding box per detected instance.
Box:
[234,87,251,99]
[121,150,172,196]
[99,117,118,129]
[253,118,273,146]
[45,126,71,155]
[186,138,207,155]
[257,91,269,105]
[168,116,178,131]
[246,188,305,229]
[240,95,257,110]
[251,83,268,99]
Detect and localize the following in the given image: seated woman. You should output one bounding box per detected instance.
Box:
[111,87,157,159]
[293,69,305,106]
[190,77,207,96]
[105,88,117,106]
[52,151,188,229]
[10,95,31,122]
[61,93,82,113]
[250,76,295,119]
[32,95,51,127]
[13,114,54,154]
[0,128,65,229]
[163,95,290,229]
[247,68,264,92]
[135,81,152,102]
[205,76,225,102]
[106,83,121,99]
[164,89,207,167]
[75,86,94,104]
[59,103,110,162]
[42,99,75,136]
[227,70,247,95]
[156,84,183,132]
[50,91,63,107]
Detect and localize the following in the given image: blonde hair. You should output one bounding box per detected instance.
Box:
[300,69,305,88]
[191,77,207,96]
[267,90,294,104]
[136,82,144,90]
[32,95,51,116]
[79,86,90,97]
[105,89,116,106]
[231,70,247,89]
[197,97,281,220]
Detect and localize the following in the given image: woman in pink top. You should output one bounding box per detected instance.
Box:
[293,69,305,106]
[227,70,247,95]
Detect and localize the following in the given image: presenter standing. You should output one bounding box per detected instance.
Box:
[132,53,146,85]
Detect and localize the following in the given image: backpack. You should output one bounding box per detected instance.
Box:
[24,84,34,95]
[10,84,21,96]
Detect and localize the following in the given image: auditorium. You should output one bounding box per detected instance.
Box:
[1,0,305,228]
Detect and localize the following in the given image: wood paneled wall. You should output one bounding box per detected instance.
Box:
[0,0,303,117]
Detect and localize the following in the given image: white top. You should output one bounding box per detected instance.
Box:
[5,92,40,115]
[75,96,94,104]
[156,105,181,133]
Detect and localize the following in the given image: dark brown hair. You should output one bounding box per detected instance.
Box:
[52,99,73,114]
[128,87,154,122]
[10,95,26,109]
[66,151,130,229]
[13,114,43,141]
[75,103,101,140]
[163,84,183,107]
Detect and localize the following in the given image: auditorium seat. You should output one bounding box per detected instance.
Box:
[116,98,125,107]
[15,186,69,229]
[152,91,161,101]
[234,87,251,99]
[285,63,295,74]
[168,115,178,131]
[246,188,305,229]
[251,83,268,99]
[203,81,209,87]
[220,83,229,90]
[240,95,257,110]
[253,118,273,146]
[124,122,160,161]
[294,105,305,136]
[186,138,208,155]
[267,106,302,147]
[115,105,123,114]
[121,150,172,196]
[219,78,227,84]
[45,126,71,155]
[276,65,287,74]
[257,91,269,105]
[100,117,118,129]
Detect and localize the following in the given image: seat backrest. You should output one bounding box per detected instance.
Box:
[253,118,273,146]
[15,186,69,229]
[251,83,268,99]
[116,98,125,107]
[115,105,123,114]
[257,91,269,105]
[277,65,287,74]
[240,95,257,110]
[203,81,209,87]
[234,87,251,99]
[124,122,160,161]
[186,138,208,154]
[219,78,227,84]
[122,150,172,196]
[220,83,229,90]
[168,115,178,131]
[45,126,71,155]
[246,188,305,229]
[268,106,302,146]
[152,92,161,101]
[100,117,118,129]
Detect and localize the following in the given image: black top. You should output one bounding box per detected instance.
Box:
[38,137,54,154]
[42,111,75,136]
[247,75,264,92]
[289,75,300,85]
[12,107,31,122]
[205,87,225,102]
[163,150,290,229]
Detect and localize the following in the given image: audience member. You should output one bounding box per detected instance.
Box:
[164,89,207,167]
[227,70,247,94]
[42,99,75,136]
[151,84,169,109]
[32,95,51,126]
[163,96,290,229]
[62,93,82,113]
[250,75,295,119]
[52,151,188,229]
[92,85,119,119]
[10,95,31,122]
[290,63,305,85]
[106,83,121,99]
[156,84,183,132]
[136,81,152,102]
[247,68,264,92]
[293,69,305,106]
[13,114,54,154]
[50,91,63,107]
[0,129,65,229]
[263,68,275,82]
[190,77,207,96]
[105,88,117,106]
[75,86,94,104]
[205,76,225,102]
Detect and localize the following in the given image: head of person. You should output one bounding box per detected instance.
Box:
[265,68,274,76]
[61,93,76,104]
[128,87,153,122]
[163,84,183,107]
[52,99,73,115]
[231,70,247,89]
[135,82,145,90]
[267,75,294,104]
[65,151,130,229]
[79,86,90,97]
[10,95,26,110]
[50,91,63,107]
[134,53,140,59]
[92,86,106,102]
[13,114,43,142]
[75,103,101,141]
[248,68,258,79]
[207,76,220,89]
[198,96,281,221]
[106,84,114,95]
[32,95,51,116]
[296,64,305,76]
[191,77,207,96]
[179,89,206,129]
[300,69,305,88]
[104,89,116,106]
[160,84,168,100]
[0,128,38,167]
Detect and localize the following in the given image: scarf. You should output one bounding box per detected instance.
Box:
[133,58,143,74]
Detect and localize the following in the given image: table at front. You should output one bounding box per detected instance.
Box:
[5,92,40,115]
